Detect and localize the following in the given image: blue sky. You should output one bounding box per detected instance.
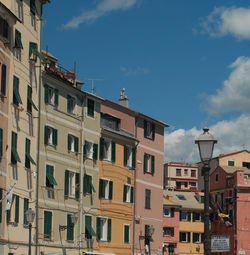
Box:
[42,0,250,162]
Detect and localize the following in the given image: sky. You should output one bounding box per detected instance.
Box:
[42,0,250,163]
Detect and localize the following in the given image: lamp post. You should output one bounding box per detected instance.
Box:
[195,127,217,255]
[25,208,35,255]
[59,213,78,231]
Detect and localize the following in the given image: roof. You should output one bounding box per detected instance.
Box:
[165,162,198,168]
[220,165,250,174]
[42,50,58,61]
[163,195,181,207]
[163,190,204,210]
[218,149,250,158]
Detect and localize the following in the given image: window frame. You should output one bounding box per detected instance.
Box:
[191,170,196,177]
[145,189,151,209]
[144,120,155,140]
[1,64,7,97]
[67,94,76,114]
[123,184,133,203]
[99,178,113,200]
[45,164,57,190]
[163,207,170,217]
[123,224,130,244]
[144,153,155,175]
[180,232,190,243]
[43,210,52,240]
[44,125,57,147]
[87,98,95,118]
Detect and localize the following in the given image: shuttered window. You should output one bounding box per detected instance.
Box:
[124,225,130,244]
[15,195,19,223]
[87,98,94,117]
[11,132,21,164]
[27,86,38,113]
[67,95,75,114]
[145,189,151,209]
[1,64,6,96]
[23,198,29,225]
[44,211,52,239]
[68,134,79,153]
[13,76,22,106]
[25,138,36,168]
[30,0,38,15]
[0,188,2,223]
[0,128,3,158]
[67,214,74,240]
[85,215,96,239]
[15,29,23,49]
[99,179,112,200]
[44,126,57,146]
[84,174,96,194]
[123,184,134,203]
[46,165,57,188]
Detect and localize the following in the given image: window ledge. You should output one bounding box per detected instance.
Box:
[66,240,74,243]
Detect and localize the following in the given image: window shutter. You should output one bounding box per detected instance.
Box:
[152,123,155,140]
[111,141,116,162]
[96,217,101,241]
[109,181,113,200]
[0,189,2,223]
[171,228,174,237]
[123,185,127,202]
[52,128,57,146]
[192,212,195,222]
[93,143,98,160]
[187,232,190,243]
[124,225,129,243]
[23,198,29,225]
[83,174,87,194]
[67,214,74,240]
[0,128,3,158]
[144,120,147,137]
[179,232,182,242]
[201,213,204,222]
[54,88,58,106]
[15,29,23,49]
[99,138,104,160]
[179,212,182,221]
[151,155,155,175]
[144,153,147,173]
[44,211,52,239]
[68,135,71,151]
[75,173,80,199]
[99,179,104,199]
[13,76,22,105]
[1,64,6,96]
[201,233,205,243]
[83,143,87,156]
[67,95,71,112]
[74,137,79,153]
[44,84,49,104]
[188,212,191,221]
[171,208,175,217]
[124,145,127,166]
[130,187,134,203]
[44,126,48,144]
[132,147,136,168]
[7,208,10,223]
[15,195,19,223]
[64,170,69,196]
[107,218,112,242]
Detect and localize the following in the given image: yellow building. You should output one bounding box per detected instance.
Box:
[97,111,137,255]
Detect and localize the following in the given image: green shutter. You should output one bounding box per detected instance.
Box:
[151,155,155,175]
[83,174,87,194]
[85,215,96,237]
[124,225,129,243]
[0,189,2,223]
[15,29,23,49]
[124,145,128,166]
[11,132,21,163]
[228,161,235,166]
[46,165,57,185]
[109,181,113,200]
[44,84,49,104]
[187,232,191,243]
[152,124,155,140]
[30,0,38,15]
[99,179,104,199]
[96,217,101,241]
[26,139,36,165]
[52,128,57,146]
[68,135,71,151]
[201,233,205,243]
[67,95,71,112]
[64,170,69,196]
[107,218,112,242]
[171,228,174,237]
[93,143,98,160]
[201,213,204,222]
[15,195,19,223]
[54,89,58,106]
[123,185,127,202]
[179,232,182,242]
[13,76,22,105]
[144,153,147,173]
[75,173,80,199]
[130,187,134,203]
[145,189,151,209]
[89,175,96,193]
[44,211,52,239]
[83,143,87,156]
[144,120,147,137]
[111,141,116,162]
[0,128,3,158]
[7,208,10,223]
[171,208,175,217]
[132,148,136,168]
[99,138,104,160]
[188,212,191,221]
[74,136,79,153]
[44,126,48,144]
[67,214,74,240]
[29,42,38,59]
[23,198,29,225]
[1,64,6,96]
[192,212,195,222]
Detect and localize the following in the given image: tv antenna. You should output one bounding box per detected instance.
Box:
[84,78,103,94]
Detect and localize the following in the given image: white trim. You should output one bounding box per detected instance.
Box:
[0,110,8,119]
[135,215,163,223]
[0,48,11,59]
[136,179,162,189]
[138,143,164,156]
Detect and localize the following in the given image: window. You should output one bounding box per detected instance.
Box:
[31,13,36,30]
[84,141,98,160]
[124,145,136,168]
[64,170,80,199]
[25,138,36,168]
[144,120,155,140]
[193,212,201,222]
[180,211,191,221]
[96,217,111,242]
[44,84,58,106]
[1,64,6,96]
[17,0,24,22]
[100,138,115,162]
[177,195,186,200]
[6,194,19,224]
[15,29,23,49]
[243,162,250,169]
[193,233,203,243]
[215,173,219,182]
[27,86,38,113]
[145,189,151,209]
[144,153,155,175]
[84,174,96,195]
[67,134,79,153]
[87,98,94,117]
[163,207,170,217]
[30,0,38,15]
[0,17,10,41]
[124,225,130,244]
[123,184,134,203]
[67,95,76,114]
[85,215,96,239]
[99,179,113,200]
[176,169,181,176]
[67,213,74,241]
[44,126,57,146]
[184,182,188,188]
[23,198,29,225]
[46,165,57,189]
[145,225,153,242]
[191,170,196,177]
[228,160,235,166]
[201,196,204,203]
[29,42,39,61]
[0,128,3,159]
[11,132,21,164]
[163,227,174,237]
[220,193,224,209]
[13,76,22,106]
[190,182,196,187]
[184,169,188,175]
[44,210,52,239]
[179,232,190,242]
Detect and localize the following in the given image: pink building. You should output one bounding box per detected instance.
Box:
[210,165,250,255]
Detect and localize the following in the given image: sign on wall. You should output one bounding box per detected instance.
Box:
[211,236,230,253]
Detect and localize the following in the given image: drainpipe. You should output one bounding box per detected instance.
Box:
[79,95,85,254]
[35,4,43,255]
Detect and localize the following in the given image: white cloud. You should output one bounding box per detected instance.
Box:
[205,56,250,115]
[63,0,139,29]
[201,6,250,40]
[164,114,250,163]
[120,66,149,76]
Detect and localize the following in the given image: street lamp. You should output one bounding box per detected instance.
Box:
[25,208,35,255]
[195,127,217,255]
[59,213,78,231]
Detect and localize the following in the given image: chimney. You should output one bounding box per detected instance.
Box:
[118,88,129,108]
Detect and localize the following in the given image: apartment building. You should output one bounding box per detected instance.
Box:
[37,51,104,254]
[210,165,250,255]
[0,0,48,254]
[164,162,198,191]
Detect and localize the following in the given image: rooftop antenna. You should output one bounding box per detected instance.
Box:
[84,78,103,94]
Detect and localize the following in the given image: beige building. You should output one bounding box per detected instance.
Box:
[37,51,104,254]
[0,0,49,254]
